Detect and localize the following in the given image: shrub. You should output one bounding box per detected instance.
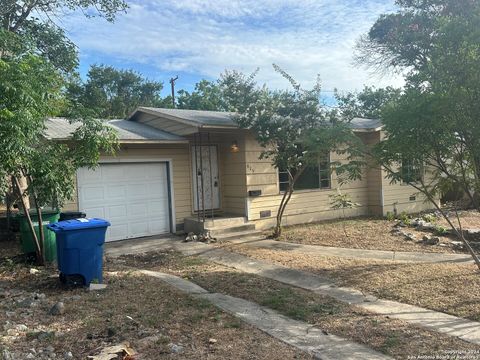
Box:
[386,212,395,221]
[398,211,411,225]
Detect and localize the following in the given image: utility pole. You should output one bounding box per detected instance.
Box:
[169,75,178,108]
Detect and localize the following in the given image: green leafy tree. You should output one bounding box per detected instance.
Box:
[67,65,170,118]
[177,79,227,111]
[0,31,118,265]
[1,0,128,73]
[357,0,480,268]
[224,65,365,238]
[333,86,401,120]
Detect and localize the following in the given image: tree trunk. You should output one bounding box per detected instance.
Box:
[12,176,43,265]
[342,208,348,238]
[6,184,12,240]
[28,176,45,264]
[30,193,45,264]
[272,168,305,239]
[273,187,290,238]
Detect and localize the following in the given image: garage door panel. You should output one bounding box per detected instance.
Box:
[129,221,150,236]
[77,162,171,242]
[127,203,149,217]
[147,183,168,196]
[82,187,105,201]
[128,169,148,180]
[108,205,128,218]
[127,184,148,198]
[78,168,102,183]
[150,220,169,233]
[146,166,166,179]
[108,224,129,241]
[102,166,125,181]
[82,207,105,219]
[148,200,169,215]
[107,185,127,199]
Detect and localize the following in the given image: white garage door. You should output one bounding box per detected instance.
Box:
[77,162,171,242]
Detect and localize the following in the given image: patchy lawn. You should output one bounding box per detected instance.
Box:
[112,251,480,360]
[224,244,480,321]
[0,244,311,359]
[276,217,465,253]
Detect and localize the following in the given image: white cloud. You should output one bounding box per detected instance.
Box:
[64,0,403,92]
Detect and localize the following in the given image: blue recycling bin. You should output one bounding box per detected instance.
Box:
[47,218,110,286]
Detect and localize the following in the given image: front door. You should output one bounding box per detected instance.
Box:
[191,145,220,211]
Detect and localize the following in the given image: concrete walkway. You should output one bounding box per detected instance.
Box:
[138,269,391,360]
[227,238,473,263]
[106,237,480,346]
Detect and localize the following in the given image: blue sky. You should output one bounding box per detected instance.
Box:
[61,0,402,98]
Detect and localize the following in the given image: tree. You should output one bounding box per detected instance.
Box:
[333,86,401,120]
[224,65,365,238]
[67,65,170,119]
[1,0,127,73]
[0,31,118,265]
[329,191,360,238]
[177,80,227,111]
[1,1,126,265]
[357,0,480,269]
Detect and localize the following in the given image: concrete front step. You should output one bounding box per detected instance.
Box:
[215,230,263,242]
[207,223,256,236]
[202,216,246,228]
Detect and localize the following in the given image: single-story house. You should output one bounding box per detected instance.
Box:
[46,108,434,242]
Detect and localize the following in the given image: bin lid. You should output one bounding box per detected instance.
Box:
[17,209,60,217]
[47,218,111,232]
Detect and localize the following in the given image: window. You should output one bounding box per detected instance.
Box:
[401,159,423,183]
[279,153,331,192]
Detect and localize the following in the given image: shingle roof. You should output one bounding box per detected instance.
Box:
[349,118,383,131]
[132,108,383,132]
[45,118,187,142]
[136,107,237,127]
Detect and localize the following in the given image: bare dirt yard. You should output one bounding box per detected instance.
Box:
[0,242,312,360]
[276,211,480,254]
[114,251,480,360]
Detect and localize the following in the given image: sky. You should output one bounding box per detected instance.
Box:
[61,0,402,98]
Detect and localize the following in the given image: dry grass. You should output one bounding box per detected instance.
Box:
[226,245,480,321]
[277,217,460,253]
[437,210,480,229]
[0,246,312,359]
[119,251,480,359]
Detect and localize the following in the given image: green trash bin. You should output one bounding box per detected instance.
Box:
[18,210,60,262]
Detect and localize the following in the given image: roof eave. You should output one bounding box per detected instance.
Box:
[132,107,204,128]
[352,126,384,133]
[200,124,239,130]
[46,137,188,144]
[118,139,189,144]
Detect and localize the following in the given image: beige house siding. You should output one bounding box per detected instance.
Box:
[219,134,248,215]
[377,132,437,216]
[245,133,370,230]
[361,131,384,216]
[62,126,438,236]
[63,144,191,229]
[380,172,436,216]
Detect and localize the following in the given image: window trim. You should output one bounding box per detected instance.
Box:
[278,153,332,193]
[400,159,424,185]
